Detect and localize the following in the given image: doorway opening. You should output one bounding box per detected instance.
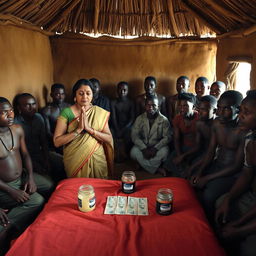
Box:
[235,62,251,97]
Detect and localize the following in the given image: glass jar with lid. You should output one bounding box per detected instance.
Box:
[156,188,173,215]
[78,185,96,212]
[121,171,136,194]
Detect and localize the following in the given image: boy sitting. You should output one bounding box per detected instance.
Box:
[0,97,53,252]
[174,95,217,178]
[164,93,198,177]
[215,90,256,256]
[192,90,245,221]
[13,93,64,182]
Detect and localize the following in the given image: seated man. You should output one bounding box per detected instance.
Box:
[130,95,172,176]
[40,83,70,154]
[89,78,111,112]
[167,76,190,121]
[0,97,53,252]
[192,91,245,221]
[135,76,167,117]
[111,81,135,162]
[210,81,226,100]
[215,90,256,256]
[13,93,64,182]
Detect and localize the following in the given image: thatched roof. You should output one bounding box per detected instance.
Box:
[0,0,256,38]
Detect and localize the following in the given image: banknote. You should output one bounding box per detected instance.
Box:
[115,196,127,215]
[126,197,138,215]
[104,196,148,215]
[138,197,148,216]
[104,196,118,214]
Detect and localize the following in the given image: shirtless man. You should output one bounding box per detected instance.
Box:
[174,95,217,178]
[215,90,256,256]
[135,76,167,117]
[111,81,135,162]
[0,97,53,252]
[192,90,245,220]
[41,83,70,152]
[167,76,190,121]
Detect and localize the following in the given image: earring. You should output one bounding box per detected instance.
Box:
[74,98,77,103]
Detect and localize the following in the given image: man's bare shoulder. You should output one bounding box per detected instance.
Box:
[40,105,53,116]
[11,124,23,135]
[246,134,256,166]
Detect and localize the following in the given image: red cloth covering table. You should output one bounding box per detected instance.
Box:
[7,178,226,256]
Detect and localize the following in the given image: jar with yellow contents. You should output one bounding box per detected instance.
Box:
[78,185,96,212]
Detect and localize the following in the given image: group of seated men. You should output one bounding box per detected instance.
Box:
[0,75,256,256]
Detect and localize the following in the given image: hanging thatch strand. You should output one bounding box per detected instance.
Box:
[0,0,255,37]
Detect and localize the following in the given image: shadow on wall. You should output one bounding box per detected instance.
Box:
[42,85,49,105]
[158,78,176,97]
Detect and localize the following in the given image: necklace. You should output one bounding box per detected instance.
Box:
[0,127,14,152]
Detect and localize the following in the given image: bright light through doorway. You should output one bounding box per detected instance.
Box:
[236,62,251,97]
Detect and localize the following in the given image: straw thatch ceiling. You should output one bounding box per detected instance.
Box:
[0,0,256,38]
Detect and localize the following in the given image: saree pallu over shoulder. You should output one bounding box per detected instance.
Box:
[63,106,113,178]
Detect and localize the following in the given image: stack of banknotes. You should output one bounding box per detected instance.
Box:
[104,196,149,216]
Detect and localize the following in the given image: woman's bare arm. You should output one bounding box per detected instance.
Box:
[53,113,84,147]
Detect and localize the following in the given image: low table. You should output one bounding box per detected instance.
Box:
[7,177,226,256]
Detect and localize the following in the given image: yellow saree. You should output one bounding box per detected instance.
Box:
[60,106,113,178]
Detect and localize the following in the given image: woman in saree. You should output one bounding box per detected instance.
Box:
[53,79,113,178]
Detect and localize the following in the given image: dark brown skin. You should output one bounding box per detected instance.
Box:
[215,99,256,240]
[167,77,190,121]
[0,102,36,205]
[173,99,196,156]
[111,84,134,138]
[167,94,178,121]
[0,125,23,182]
[191,118,245,188]
[175,118,214,178]
[18,95,50,173]
[41,104,62,136]
[191,98,245,188]
[41,88,70,139]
